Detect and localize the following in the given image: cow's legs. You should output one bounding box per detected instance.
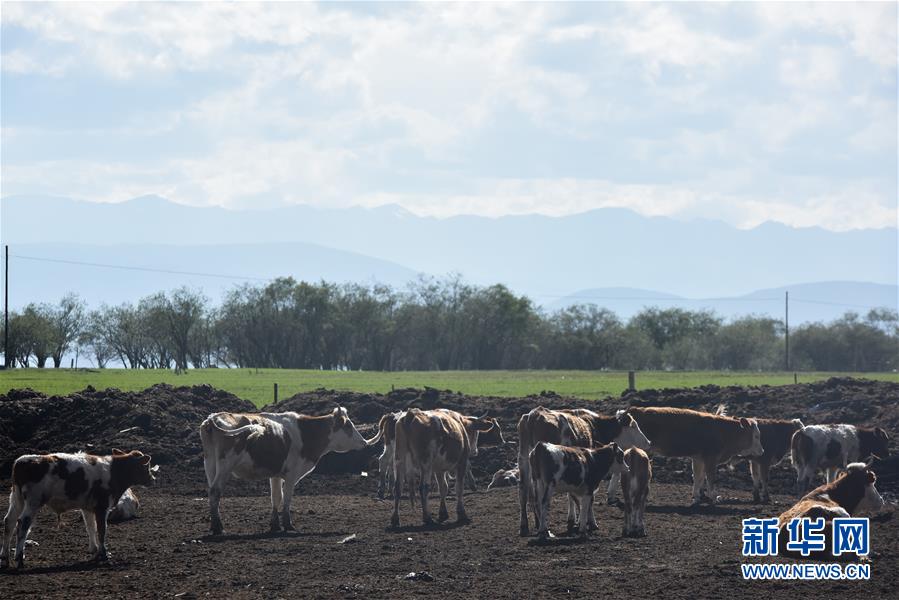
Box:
[704,458,718,504]
[566,494,578,532]
[455,460,469,523]
[465,465,477,492]
[537,480,555,539]
[377,449,392,500]
[436,473,450,522]
[749,460,762,502]
[94,507,109,561]
[577,492,593,536]
[81,509,99,555]
[391,453,406,528]
[269,477,284,531]
[607,472,621,505]
[14,502,39,569]
[208,466,234,535]
[1,489,23,569]
[690,458,706,506]
[282,474,305,531]
[518,452,531,536]
[636,488,648,536]
[419,462,434,525]
[622,481,632,536]
[759,462,771,503]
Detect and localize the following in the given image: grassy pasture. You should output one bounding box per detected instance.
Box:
[1,368,896,408]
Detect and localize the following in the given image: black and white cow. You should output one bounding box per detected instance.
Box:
[528,441,629,539]
[1,450,158,569]
[200,407,374,535]
[792,424,891,494]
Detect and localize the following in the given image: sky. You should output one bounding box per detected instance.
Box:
[1,2,897,231]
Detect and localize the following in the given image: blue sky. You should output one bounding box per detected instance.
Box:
[1,1,896,230]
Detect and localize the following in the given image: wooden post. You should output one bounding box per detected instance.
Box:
[274,383,278,404]
[628,371,636,391]
[794,372,798,384]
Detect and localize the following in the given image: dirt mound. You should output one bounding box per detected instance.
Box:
[0,383,254,478]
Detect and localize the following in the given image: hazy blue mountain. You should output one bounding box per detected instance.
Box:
[3,242,419,308]
[1,195,896,310]
[547,282,899,323]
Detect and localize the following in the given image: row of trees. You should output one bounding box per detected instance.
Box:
[2,277,897,371]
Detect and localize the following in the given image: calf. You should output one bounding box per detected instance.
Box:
[777,461,884,560]
[107,488,141,523]
[390,408,500,527]
[1,450,158,569]
[488,466,520,490]
[792,424,890,495]
[529,442,629,539]
[621,448,651,537]
[738,418,804,503]
[627,407,764,505]
[518,407,650,535]
[200,406,374,535]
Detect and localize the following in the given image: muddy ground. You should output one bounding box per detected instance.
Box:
[1,377,897,598]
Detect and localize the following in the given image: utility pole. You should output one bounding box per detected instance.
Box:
[3,245,8,370]
[784,291,789,371]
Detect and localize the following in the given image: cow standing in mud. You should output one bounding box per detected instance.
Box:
[390,408,500,527]
[792,424,890,495]
[626,407,764,506]
[621,447,651,537]
[1,450,158,569]
[517,407,650,536]
[200,407,374,535]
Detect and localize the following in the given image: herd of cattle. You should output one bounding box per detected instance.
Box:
[0,403,891,569]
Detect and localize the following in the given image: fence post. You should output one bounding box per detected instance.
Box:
[794,372,798,385]
[628,371,636,392]
[274,383,278,404]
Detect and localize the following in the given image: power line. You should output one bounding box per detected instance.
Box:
[10,254,272,283]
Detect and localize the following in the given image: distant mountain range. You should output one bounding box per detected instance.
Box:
[1,194,896,322]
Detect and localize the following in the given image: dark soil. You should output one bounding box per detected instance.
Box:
[1,377,897,598]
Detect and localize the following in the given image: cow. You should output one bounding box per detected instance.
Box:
[200,406,374,535]
[739,418,804,503]
[777,461,884,560]
[517,407,651,536]
[621,447,651,537]
[390,408,500,528]
[108,488,141,523]
[1,450,158,569]
[376,410,494,501]
[792,424,890,495]
[488,466,520,490]
[626,407,764,506]
[529,441,629,539]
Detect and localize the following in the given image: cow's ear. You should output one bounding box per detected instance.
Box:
[876,427,889,440]
[866,470,876,484]
[739,417,750,429]
[112,448,125,456]
[616,410,630,425]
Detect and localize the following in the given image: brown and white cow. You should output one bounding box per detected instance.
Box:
[389,408,500,527]
[529,441,629,539]
[740,418,804,503]
[1,450,158,569]
[626,407,764,506]
[200,407,374,535]
[777,461,884,560]
[108,488,141,523]
[488,466,520,490]
[376,410,494,501]
[621,447,651,537]
[791,424,891,495]
[517,407,650,535]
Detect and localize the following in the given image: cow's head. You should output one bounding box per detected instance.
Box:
[613,410,651,451]
[329,407,369,453]
[842,461,884,514]
[465,414,503,457]
[609,442,630,477]
[867,427,890,459]
[739,418,764,456]
[111,449,159,487]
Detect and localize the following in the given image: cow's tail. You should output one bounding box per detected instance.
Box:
[207,416,264,438]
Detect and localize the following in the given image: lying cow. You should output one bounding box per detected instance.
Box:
[1,450,158,569]
[518,407,650,536]
[200,407,374,535]
[741,418,804,503]
[108,488,141,523]
[621,448,651,537]
[390,408,500,527]
[488,467,520,490]
[529,441,629,539]
[777,461,884,560]
[792,424,890,495]
[626,407,763,505]
[376,411,481,502]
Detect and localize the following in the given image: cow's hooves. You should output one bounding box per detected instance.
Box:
[519,529,529,537]
[456,515,471,525]
[16,559,24,570]
[438,511,449,523]
[587,523,598,531]
[566,522,576,533]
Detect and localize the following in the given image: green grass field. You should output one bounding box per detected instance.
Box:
[1,368,896,408]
